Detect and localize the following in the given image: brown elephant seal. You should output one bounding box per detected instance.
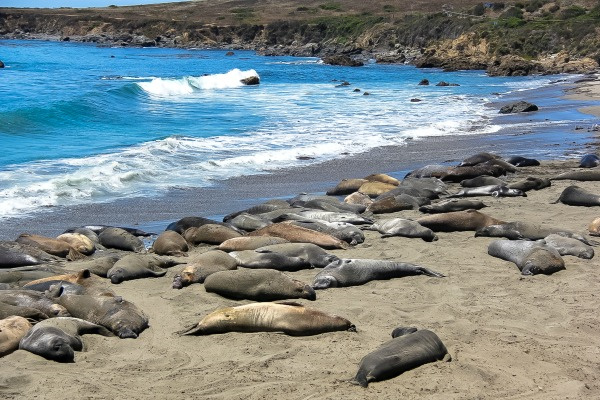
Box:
[56,233,96,256]
[507,176,551,192]
[579,154,600,168]
[358,181,398,197]
[326,178,368,195]
[217,236,290,252]
[419,199,487,214]
[248,223,349,249]
[344,192,373,207]
[254,243,339,268]
[552,169,600,181]
[99,228,146,253]
[589,217,600,236]
[460,176,506,187]
[19,317,113,362]
[204,269,316,301]
[286,220,363,245]
[475,221,595,245]
[0,289,70,318]
[229,250,313,271]
[183,224,242,245]
[365,218,438,242]
[312,258,444,289]
[400,177,448,194]
[47,286,148,338]
[172,250,238,289]
[449,185,525,198]
[441,162,506,182]
[542,234,594,259]
[179,301,355,336]
[0,316,32,357]
[553,185,600,206]
[351,328,450,387]
[487,240,565,275]
[459,152,500,166]
[16,234,85,261]
[107,254,179,284]
[166,216,235,234]
[417,210,505,232]
[364,173,400,186]
[0,265,65,287]
[366,194,427,214]
[23,269,95,289]
[65,256,120,278]
[151,230,188,256]
[504,156,540,167]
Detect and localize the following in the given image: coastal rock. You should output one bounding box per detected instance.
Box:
[487,55,539,77]
[499,101,538,114]
[0,60,4,68]
[418,79,429,86]
[322,54,364,67]
[240,75,260,85]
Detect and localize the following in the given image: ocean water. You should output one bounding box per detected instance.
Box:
[0,39,594,222]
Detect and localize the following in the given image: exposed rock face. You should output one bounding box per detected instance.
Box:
[321,54,364,67]
[240,76,260,85]
[418,79,429,86]
[499,101,539,114]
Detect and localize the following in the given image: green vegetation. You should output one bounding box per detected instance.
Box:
[318,2,342,11]
[230,7,256,22]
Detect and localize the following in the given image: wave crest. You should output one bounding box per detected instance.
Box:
[137,69,259,96]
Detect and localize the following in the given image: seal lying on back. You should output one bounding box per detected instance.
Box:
[417,210,505,232]
[552,169,600,181]
[56,233,96,256]
[487,240,565,275]
[179,301,355,336]
[312,259,444,289]
[0,316,32,357]
[351,327,450,387]
[553,185,600,206]
[19,317,113,362]
[204,269,316,301]
[365,218,438,242]
[419,199,487,214]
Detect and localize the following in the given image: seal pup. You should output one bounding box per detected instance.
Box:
[579,154,600,168]
[553,185,600,206]
[217,236,290,252]
[487,240,565,275]
[417,210,505,232]
[19,317,113,362]
[99,228,146,253]
[312,259,444,289]
[204,269,316,301]
[589,217,600,236]
[248,223,349,249]
[179,301,355,336]
[504,156,540,167]
[327,178,368,195]
[0,316,32,357]
[365,218,438,242]
[542,234,594,259]
[151,230,188,256]
[254,243,339,268]
[419,199,487,214]
[229,250,313,271]
[172,250,238,289]
[351,327,450,387]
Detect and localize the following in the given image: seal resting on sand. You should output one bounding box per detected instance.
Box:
[351,327,450,387]
[172,250,238,289]
[16,234,85,260]
[151,230,188,256]
[99,228,146,253]
[552,185,600,207]
[179,301,355,336]
[0,316,32,357]
[589,217,600,236]
[487,240,565,275]
[107,254,179,284]
[248,223,349,249]
[419,199,487,214]
[229,250,313,271]
[217,236,290,252]
[365,218,438,242]
[417,210,505,232]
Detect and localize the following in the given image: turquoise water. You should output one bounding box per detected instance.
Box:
[0,39,587,220]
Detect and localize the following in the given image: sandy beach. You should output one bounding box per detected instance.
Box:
[1,78,600,399]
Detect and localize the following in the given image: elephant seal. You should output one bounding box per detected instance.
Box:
[19,317,113,362]
[293,210,373,225]
[222,201,291,222]
[56,233,96,256]
[351,328,450,387]
[364,173,400,186]
[172,250,238,289]
[166,216,234,234]
[553,185,600,206]
[47,286,148,338]
[62,227,103,248]
[508,176,551,192]
[0,316,32,357]
[0,289,70,318]
[67,225,153,237]
[448,185,525,198]
[542,234,594,259]
[23,269,94,289]
[344,192,373,207]
[366,194,426,214]
[99,228,146,253]
[419,199,487,214]
[0,241,61,268]
[248,223,349,249]
[487,240,565,275]
[365,218,438,242]
[286,220,363,245]
[151,230,188,256]
[504,156,540,167]
[217,236,290,252]
[358,181,398,197]
[107,254,179,284]
[179,301,355,336]
[417,210,505,232]
[440,163,506,183]
[312,259,444,289]
[400,177,448,195]
[0,302,48,321]
[301,198,367,214]
[0,265,65,287]
[475,221,594,245]
[254,243,339,268]
[460,176,506,187]
[459,152,500,166]
[326,179,368,195]
[552,170,600,181]
[405,165,452,179]
[579,154,600,168]
[204,269,316,301]
[182,224,242,245]
[229,250,313,271]
[66,256,120,278]
[589,217,600,236]
[16,234,86,260]
[227,213,271,232]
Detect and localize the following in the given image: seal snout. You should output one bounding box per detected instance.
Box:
[303,285,317,301]
[172,275,184,289]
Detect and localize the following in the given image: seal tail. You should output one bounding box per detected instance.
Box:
[419,267,445,278]
[176,324,203,336]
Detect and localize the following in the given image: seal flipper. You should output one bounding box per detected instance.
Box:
[391,326,418,338]
[177,324,203,336]
[417,267,445,278]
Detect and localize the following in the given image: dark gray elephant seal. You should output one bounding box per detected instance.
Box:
[303,198,367,214]
[553,185,600,206]
[459,152,500,166]
[172,250,238,289]
[417,210,505,232]
[366,194,426,214]
[204,269,316,301]
[441,163,506,183]
[351,328,450,387]
[19,317,113,362]
[107,254,179,284]
[460,176,506,187]
[405,165,452,179]
[151,230,188,256]
[222,201,291,222]
[47,286,148,338]
[0,266,64,287]
[475,221,594,245]
[66,256,120,278]
[579,154,600,168]
[552,170,600,181]
[166,216,235,234]
[99,228,146,253]
[449,185,525,198]
[227,213,272,232]
[229,250,313,271]
[487,240,565,275]
[254,243,339,268]
[312,259,444,289]
[508,176,551,192]
[0,241,59,268]
[0,289,70,318]
[365,218,438,242]
[0,302,49,321]
[505,156,540,167]
[419,199,487,214]
[543,234,594,259]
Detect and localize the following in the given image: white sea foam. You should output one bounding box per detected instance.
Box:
[137,69,259,96]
